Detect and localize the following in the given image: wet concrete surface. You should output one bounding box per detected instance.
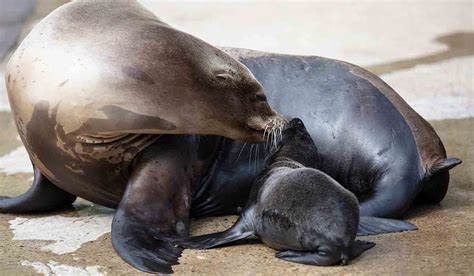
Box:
[0,115,472,275]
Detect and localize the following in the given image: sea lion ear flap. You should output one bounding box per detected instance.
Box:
[430,157,462,174]
[349,240,375,260]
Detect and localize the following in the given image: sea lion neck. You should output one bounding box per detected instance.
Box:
[269,157,304,170]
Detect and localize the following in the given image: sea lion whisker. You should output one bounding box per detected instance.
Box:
[266,124,272,152]
[249,144,255,169]
[265,125,271,149]
[272,126,278,149]
[255,144,259,173]
[278,122,283,144]
[263,125,270,151]
[236,142,248,163]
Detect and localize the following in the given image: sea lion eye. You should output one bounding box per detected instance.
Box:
[255,93,267,101]
[318,250,329,256]
[317,246,331,257]
[215,73,233,81]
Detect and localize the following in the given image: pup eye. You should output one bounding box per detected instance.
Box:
[318,250,329,256]
[317,246,331,257]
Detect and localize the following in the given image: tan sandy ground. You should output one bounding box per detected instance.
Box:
[0,112,472,275]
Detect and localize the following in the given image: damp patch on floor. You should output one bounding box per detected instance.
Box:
[9,214,113,254]
[0,146,31,175]
[21,260,106,276]
[380,56,474,120]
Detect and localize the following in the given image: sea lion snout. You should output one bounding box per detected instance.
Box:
[270,117,318,167]
[282,118,305,131]
[244,114,288,142]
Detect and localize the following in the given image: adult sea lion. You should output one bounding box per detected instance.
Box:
[2,1,285,273]
[180,119,392,266]
[213,47,462,222]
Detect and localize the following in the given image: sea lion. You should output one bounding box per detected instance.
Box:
[208,47,462,221]
[1,1,285,273]
[180,119,399,266]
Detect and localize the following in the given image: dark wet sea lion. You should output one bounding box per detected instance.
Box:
[2,1,285,273]
[180,119,391,266]
[214,47,462,220]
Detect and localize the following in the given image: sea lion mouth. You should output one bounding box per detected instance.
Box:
[245,115,288,144]
[246,124,265,135]
[244,124,267,142]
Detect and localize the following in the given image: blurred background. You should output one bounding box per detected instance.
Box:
[0,1,472,275]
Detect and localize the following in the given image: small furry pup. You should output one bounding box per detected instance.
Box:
[179,118,376,266]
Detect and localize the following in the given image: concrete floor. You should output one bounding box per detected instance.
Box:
[0,1,473,275]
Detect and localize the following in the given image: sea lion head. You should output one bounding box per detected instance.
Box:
[282,169,374,266]
[271,118,318,167]
[114,24,287,143]
[300,181,361,266]
[169,38,286,142]
[10,1,287,143]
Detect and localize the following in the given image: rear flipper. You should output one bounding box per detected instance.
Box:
[360,169,420,218]
[357,216,417,236]
[0,167,76,213]
[276,240,375,266]
[180,208,255,249]
[416,157,462,204]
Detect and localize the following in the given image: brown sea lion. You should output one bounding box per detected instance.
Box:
[2,1,285,273]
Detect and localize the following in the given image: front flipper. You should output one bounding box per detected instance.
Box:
[112,208,183,274]
[349,240,376,259]
[357,216,417,236]
[112,136,206,274]
[180,208,255,249]
[0,166,76,213]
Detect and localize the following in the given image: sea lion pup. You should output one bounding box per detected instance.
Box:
[179,118,381,266]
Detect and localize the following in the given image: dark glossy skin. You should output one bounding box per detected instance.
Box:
[216,48,461,218]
